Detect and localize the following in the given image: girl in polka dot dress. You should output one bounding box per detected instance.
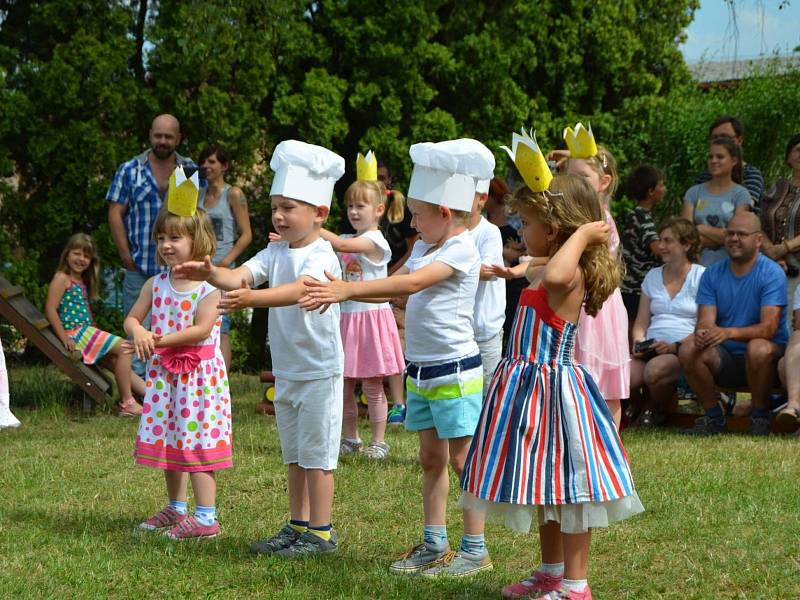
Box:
[45,233,145,416]
[124,207,232,540]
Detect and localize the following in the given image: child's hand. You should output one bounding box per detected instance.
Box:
[304,271,351,304]
[120,340,135,355]
[173,255,214,281]
[578,221,610,246]
[218,279,252,313]
[480,264,497,280]
[268,232,283,243]
[545,149,571,171]
[298,294,332,314]
[490,264,517,280]
[62,338,76,352]
[132,328,155,361]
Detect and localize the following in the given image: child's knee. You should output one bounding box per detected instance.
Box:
[419,446,448,472]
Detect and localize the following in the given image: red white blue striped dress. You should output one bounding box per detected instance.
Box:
[460,286,642,533]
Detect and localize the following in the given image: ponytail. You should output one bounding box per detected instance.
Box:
[386,189,406,224]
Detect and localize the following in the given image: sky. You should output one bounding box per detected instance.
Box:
[682,0,800,63]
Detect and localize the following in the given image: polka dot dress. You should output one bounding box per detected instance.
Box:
[134,272,232,472]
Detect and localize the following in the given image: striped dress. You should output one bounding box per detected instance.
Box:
[59,281,121,364]
[460,286,643,534]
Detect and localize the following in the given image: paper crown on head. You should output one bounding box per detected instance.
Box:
[167,166,200,217]
[500,128,553,193]
[269,140,345,208]
[563,122,598,159]
[356,150,378,182]
[407,139,495,212]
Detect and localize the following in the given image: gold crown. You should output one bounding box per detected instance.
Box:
[500,128,553,193]
[562,122,597,159]
[356,150,377,182]
[167,166,199,217]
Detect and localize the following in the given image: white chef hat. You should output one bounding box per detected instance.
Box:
[269,140,345,208]
[407,139,495,212]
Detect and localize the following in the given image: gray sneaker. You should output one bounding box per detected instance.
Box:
[420,551,493,578]
[275,530,338,557]
[681,415,726,436]
[250,524,302,555]
[340,438,362,455]
[389,542,450,575]
[751,416,771,436]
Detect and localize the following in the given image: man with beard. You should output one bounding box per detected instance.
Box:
[679,211,789,436]
[107,114,198,375]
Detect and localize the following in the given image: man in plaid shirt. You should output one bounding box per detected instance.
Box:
[107,114,197,373]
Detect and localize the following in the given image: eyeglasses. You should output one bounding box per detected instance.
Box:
[724,230,760,239]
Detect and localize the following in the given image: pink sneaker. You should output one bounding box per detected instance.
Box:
[502,571,564,598]
[531,587,593,600]
[165,515,220,540]
[137,506,187,531]
[118,398,143,417]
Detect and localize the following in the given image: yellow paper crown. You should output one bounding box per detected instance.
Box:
[356,150,378,182]
[167,166,199,217]
[500,128,553,193]
[562,122,597,159]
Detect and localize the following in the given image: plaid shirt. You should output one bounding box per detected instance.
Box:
[106,150,197,276]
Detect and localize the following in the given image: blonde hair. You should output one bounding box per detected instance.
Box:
[510,174,621,316]
[569,144,619,202]
[57,233,101,300]
[344,180,407,225]
[152,207,216,264]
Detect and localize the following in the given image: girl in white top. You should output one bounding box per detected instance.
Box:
[318,179,405,459]
[630,217,705,425]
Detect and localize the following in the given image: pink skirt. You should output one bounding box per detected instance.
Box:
[575,289,630,400]
[341,307,405,379]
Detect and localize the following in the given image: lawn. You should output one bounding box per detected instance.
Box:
[1,365,799,599]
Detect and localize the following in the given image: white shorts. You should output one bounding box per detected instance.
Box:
[274,375,344,470]
[477,330,503,396]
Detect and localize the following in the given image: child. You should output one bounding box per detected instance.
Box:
[304,138,496,575]
[45,233,145,416]
[126,167,232,540]
[467,174,506,394]
[460,170,644,600]
[175,140,346,556]
[0,336,21,429]
[563,124,629,427]
[620,165,665,323]
[320,152,405,459]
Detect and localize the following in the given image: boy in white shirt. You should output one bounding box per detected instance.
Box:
[467,173,506,394]
[304,139,496,577]
[175,140,345,556]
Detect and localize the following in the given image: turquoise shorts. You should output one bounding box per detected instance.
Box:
[405,353,483,439]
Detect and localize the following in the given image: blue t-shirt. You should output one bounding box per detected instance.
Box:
[695,254,789,356]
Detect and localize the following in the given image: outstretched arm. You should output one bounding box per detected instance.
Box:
[219,276,316,310]
[172,256,255,291]
[319,229,384,263]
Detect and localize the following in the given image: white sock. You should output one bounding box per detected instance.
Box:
[537,562,564,577]
[562,578,588,593]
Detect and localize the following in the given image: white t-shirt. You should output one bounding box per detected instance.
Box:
[641,263,706,343]
[792,283,800,312]
[243,238,344,381]
[339,230,392,314]
[404,231,480,363]
[467,217,506,341]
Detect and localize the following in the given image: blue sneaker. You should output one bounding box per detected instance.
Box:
[387,404,406,425]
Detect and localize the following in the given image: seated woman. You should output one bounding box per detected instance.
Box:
[630,217,705,425]
[777,284,800,426]
[759,133,800,306]
[681,137,752,267]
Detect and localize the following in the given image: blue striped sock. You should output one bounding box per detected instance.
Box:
[194,505,216,526]
[459,533,487,557]
[169,500,188,515]
[423,524,448,551]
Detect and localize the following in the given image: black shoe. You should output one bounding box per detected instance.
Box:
[751,416,771,437]
[250,524,302,555]
[681,415,725,436]
[275,530,338,557]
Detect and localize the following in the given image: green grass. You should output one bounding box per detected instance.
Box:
[2,366,800,599]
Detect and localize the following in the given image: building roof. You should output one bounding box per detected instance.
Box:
[689,54,800,84]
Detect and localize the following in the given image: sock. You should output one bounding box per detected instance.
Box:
[537,562,564,577]
[423,524,448,551]
[308,523,332,541]
[706,404,724,423]
[562,578,588,593]
[194,504,216,526]
[459,533,487,557]
[752,407,769,420]
[169,499,188,515]
[289,519,309,533]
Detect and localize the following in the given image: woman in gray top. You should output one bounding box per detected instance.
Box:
[198,144,252,370]
[681,137,752,266]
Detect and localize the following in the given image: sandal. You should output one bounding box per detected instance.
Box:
[776,405,800,427]
[118,398,143,417]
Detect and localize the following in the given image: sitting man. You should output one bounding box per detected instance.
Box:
[679,212,789,436]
